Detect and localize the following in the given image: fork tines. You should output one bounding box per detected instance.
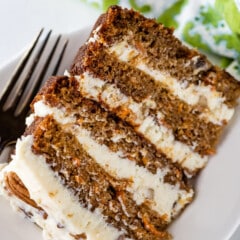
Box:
[0,28,68,116]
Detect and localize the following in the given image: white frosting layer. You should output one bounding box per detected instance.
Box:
[76,73,208,173]
[1,136,124,240]
[33,100,193,221]
[88,25,101,43]
[73,127,192,220]
[109,41,234,125]
[0,178,74,240]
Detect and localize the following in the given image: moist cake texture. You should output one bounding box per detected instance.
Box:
[0,76,193,239]
[0,5,240,240]
[71,5,240,176]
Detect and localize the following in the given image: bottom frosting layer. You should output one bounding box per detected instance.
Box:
[0,136,127,240]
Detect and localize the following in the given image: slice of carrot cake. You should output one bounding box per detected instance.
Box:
[0,5,240,240]
[71,5,240,176]
[0,76,193,240]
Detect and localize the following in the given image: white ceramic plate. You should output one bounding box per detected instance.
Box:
[0,27,240,240]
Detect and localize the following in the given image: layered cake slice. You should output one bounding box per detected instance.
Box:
[0,5,240,240]
[0,76,193,239]
[71,5,240,176]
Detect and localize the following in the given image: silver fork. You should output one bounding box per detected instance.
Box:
[0,29,68,153]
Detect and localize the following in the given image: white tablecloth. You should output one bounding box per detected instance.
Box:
[0,0,239,239]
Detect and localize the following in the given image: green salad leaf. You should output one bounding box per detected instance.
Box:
[215,0,240,34]
[157,0,188,28]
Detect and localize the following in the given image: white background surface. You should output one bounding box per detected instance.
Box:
[0,0,101,67]
[0,0,240,239]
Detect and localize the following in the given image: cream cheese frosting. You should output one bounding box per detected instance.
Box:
[0,136,125,240]
[76,73,208,174]
[33,99,193,221]
[109,40,234,125]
